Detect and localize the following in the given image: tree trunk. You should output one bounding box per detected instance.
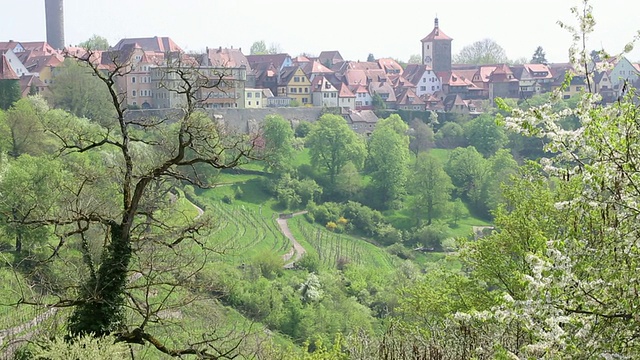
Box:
[68,222,132,337]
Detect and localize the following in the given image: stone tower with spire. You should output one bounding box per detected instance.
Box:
[421,17,452,72]
[45,0,65,50]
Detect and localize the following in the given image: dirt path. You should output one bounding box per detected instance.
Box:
[277,211,308,269]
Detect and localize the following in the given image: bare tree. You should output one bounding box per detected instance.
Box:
[454,38,509,65]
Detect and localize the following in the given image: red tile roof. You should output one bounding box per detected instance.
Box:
[112,37,182,53]
[0,54,19,80]
[421,18,453,42]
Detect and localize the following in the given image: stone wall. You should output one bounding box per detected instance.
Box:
[126,107,325,133]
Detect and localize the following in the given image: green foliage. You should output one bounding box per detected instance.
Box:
[410,153,453,226]
[371,92,386,111]
[306,114,366,186]
[444,146,486,201]
[23,335,129,359]
[0,155,65,252]
[0,79,21,110]
[262,114,295,174]
[77,34,110,51]
[410,221,449,250]
[463,113,508,157]
[408,118,435,156]
[434,121,466,148]
[49,58,115,125]
[0,96,55,158]
[295,121,313,138]
[253,251,284,279]
[366,114,410,208]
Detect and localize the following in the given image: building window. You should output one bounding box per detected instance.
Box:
[257,101,260,106]
[294,76,300,82]
[302,98,308,103]
[420,86,426,91]
[299,87,302,93]
[248,101,251,105]
[132,77,136,83]
[432,86,435,91]
[132,90,136,97]
[304,87,308,93]
[247,92,252,98]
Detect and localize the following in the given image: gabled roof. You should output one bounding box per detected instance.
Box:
[438,71,478,88]
[365,69,388,83]
[311,75,337,92]
[112,36,182,53]
[253,61,278,81]
[301,60,333,77]
[402,64,432,85]
[421,18,453,42]
[344,69,368,86]
[337,83,356,98]
[0,54,19,80]
[0,41,21,52]
[444,94,466,111]
[202,47,251,69]
[21,53,64,73]
[391,75,417,90]
[246,53,292,70]
[369,81,397,102]
[19,41,58,55]
[318,51,343,65]
[19,74,45,96]
[292,55,310,63]
[395,88,425,106]
[490,63,518,82]
[377,58,403,73]
[345,109,378,124]
[524,63,553,79]
[279,66,303,85]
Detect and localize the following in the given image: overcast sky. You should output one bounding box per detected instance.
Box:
[2,0,639,63]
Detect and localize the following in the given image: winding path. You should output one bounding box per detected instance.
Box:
[277,211,308,269]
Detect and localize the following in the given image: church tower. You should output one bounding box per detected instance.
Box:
[45,0,65,50]
[421,17,452,72]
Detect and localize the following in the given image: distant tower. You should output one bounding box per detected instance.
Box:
[421,17,452,72]
[45,0,65,49]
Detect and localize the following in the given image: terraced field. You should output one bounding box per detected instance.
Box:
[287,216,397,272]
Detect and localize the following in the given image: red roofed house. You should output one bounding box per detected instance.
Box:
[488,63,519,101]
[402,64,442,97]
[337,83,356,111]
[0,53,21,109]
[311,75,338,107]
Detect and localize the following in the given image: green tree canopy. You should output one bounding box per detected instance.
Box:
[463,113,508,157]
[306,114,366,186]
[366,114,410,208]
[261,114,294,174]
[410,153,453,226]
[78,34,110,51]
[49,58,115,125]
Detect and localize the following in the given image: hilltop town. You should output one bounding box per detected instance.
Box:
[1,17,638,129]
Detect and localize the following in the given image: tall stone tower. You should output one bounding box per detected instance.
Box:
[45,0,65,50]
[421,17,452,72]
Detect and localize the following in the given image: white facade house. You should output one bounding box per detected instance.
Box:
[311,75,338,107]
[608,57,639,94]
[244,88,264,108]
